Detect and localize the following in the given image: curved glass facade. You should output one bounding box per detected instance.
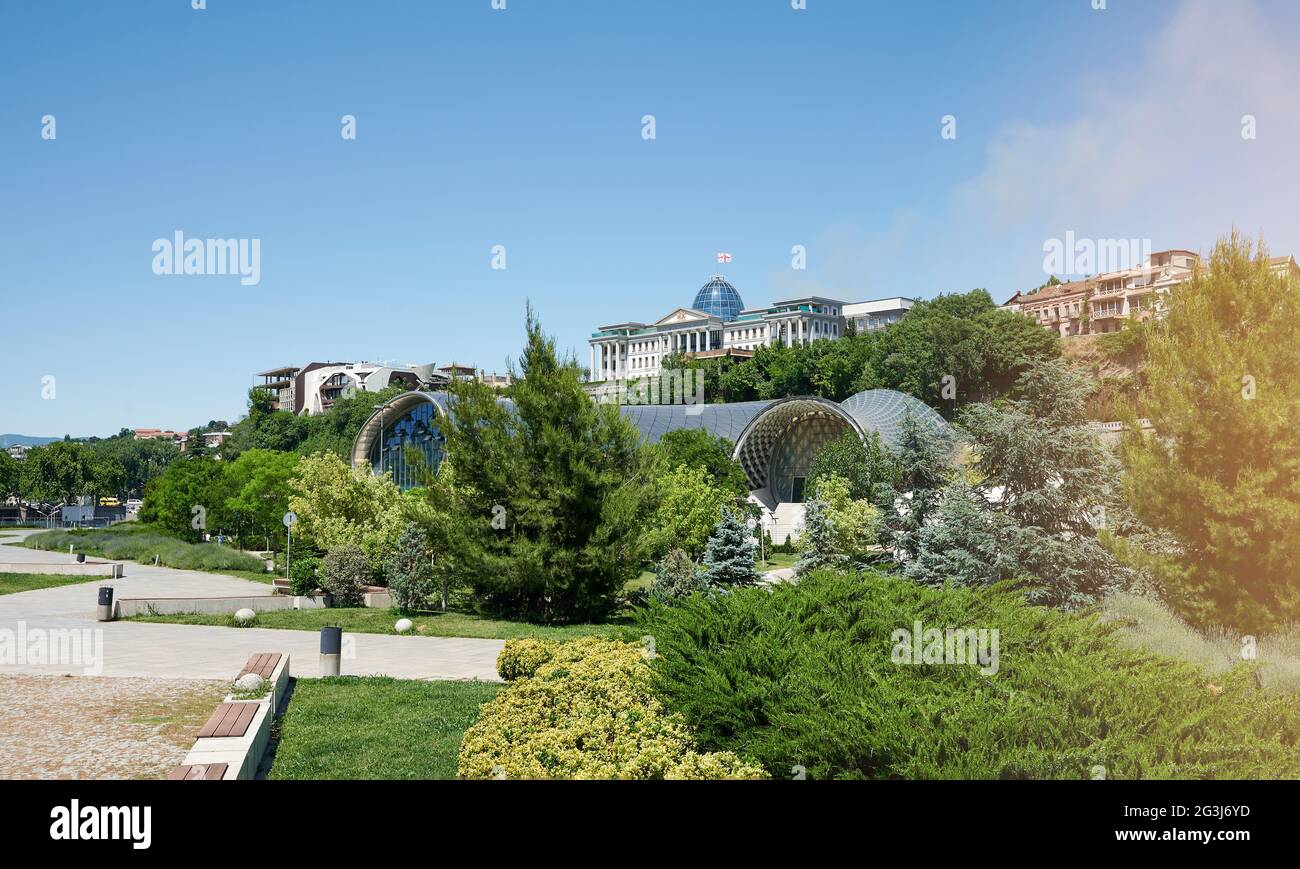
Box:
[369,400,445,490]
[691,277,745,322]
[839,389,949,449]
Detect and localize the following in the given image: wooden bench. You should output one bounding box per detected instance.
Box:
[166,763,228,780]
[238,652,283,680]
[196,702,261,739]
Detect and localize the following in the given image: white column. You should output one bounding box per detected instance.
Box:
[589,345,595,381]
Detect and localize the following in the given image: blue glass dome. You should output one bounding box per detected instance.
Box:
[691,276,745,322]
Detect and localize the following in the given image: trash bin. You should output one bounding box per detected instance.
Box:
[97,586,114,622]
[320,626,342,677]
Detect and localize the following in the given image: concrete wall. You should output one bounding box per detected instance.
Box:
[115,594,328,618]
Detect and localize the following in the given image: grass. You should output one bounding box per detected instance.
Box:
[268,677,501,779]
[0,572,101,596]
[1100,591,1300,693]
[127,605,633,641]
[20,525,273,582]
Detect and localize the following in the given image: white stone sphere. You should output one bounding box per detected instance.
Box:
[394,618,413,634]
[234,673,265,692]
[234,607,257,625]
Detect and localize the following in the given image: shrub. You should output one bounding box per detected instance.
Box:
[458,637,767,780]
[496,638,556,681]
[701,509,760,588]
[639,570,1300,779]
[289,554,322,596]
[319,543,371,606]
[383,524,437,612]
[23,527,265,573]
[650,549,707,604]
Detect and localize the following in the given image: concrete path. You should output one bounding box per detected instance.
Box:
[0,530,503,682]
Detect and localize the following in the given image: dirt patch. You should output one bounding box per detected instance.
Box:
[0,675,228,779]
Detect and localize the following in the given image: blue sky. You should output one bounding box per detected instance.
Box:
[2,0,1297,437]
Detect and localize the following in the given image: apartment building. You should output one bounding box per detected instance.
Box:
[1003,250,1300,337]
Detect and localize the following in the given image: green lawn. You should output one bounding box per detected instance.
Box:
[268,677,500,779]
[127,605,632,641]
[0,572,100,596]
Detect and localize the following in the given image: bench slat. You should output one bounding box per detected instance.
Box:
[167,763,228,780]
[198,702,259,739]
[237,652,282,680]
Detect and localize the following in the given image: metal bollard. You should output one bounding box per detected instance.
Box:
[97,586,114,622]
[320,626,342,677]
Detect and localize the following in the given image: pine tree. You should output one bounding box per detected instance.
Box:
[429,305,654,623]
[702,508,761,587]
[794,496,839,576]
[887,410,956,560]
[1122,232,1300,630]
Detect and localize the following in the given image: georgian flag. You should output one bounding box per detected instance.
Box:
[716,252,732,263]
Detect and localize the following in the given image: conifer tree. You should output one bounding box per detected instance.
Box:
[1121,232,1300,630]
[702,508,761,588]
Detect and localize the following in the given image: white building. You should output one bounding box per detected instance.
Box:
[589,276,852,381]
[843,297,915,333]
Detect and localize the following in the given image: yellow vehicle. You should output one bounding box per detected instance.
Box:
[98,497,121,508]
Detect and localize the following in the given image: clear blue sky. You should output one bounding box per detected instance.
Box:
[2,0,1296,437]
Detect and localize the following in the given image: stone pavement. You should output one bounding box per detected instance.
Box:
[0,530,504,682]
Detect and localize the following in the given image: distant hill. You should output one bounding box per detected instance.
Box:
[0,434,63,448]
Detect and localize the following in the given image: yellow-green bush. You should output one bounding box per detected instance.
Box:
[460,637,766,780]
[496,638,556,681]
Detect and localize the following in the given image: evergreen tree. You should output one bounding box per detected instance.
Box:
[427,305,653,623]
[887,410,957,559]
[795,496,838,576]
[1121,232,1300,630]
[702,508,761,587]
[651,548,707,604]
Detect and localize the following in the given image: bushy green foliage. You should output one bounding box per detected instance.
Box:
[421,308,652,623]
[139,452,226,541]
[650,548,707,604]
[905,359,1130,608]
[639,570,1300,779]
[221,449,299,546]
[222,384,414,461]
[287,452,407,572]
[24,526,265,573]
[21,440,123,504]
[496,638,556,681]
[1121,233,1300,631]
[643,465,743,561]
[885,410,958,560]
[652,428,749,497]
[383,523,436,612]
[459,637,767,779]
[289,553,322,596]
[807,430,898,505]
[0,450,19,498]
[701,509,760,588]
[807,473,882,569]
[319,543,372,606]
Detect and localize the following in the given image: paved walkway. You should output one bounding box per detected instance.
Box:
[0,531,503,682]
